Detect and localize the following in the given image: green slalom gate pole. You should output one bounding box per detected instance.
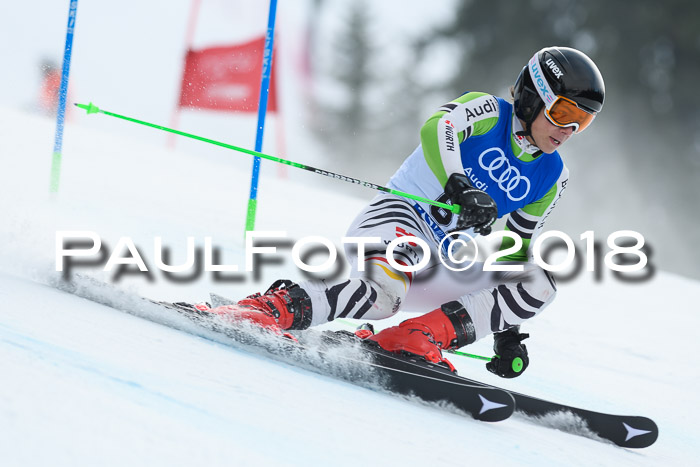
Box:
[75,102,461,214]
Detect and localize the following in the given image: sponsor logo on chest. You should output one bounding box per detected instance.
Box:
[466,147,531,202]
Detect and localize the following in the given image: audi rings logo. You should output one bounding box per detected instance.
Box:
[478,148,530,201]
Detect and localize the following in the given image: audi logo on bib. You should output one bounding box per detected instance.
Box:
[478,148,530,202]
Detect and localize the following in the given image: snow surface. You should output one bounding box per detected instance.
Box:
[1,104,699,467]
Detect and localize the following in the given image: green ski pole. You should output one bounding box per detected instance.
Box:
[448,350,525,374]
[446,349,493,362]
[75,102,461,214]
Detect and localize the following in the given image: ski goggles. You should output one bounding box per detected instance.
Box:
[528,53,597,133]
[544,95,596,133]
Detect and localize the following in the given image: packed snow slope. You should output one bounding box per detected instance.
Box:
[1,107,699,466]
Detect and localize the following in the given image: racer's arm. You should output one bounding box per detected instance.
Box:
[497,165,570,261]
[420,92,500,187]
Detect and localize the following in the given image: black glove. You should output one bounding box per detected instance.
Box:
[486,326,529,378]
[444,173,497,235]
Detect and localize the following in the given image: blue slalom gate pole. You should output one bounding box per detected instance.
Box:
[245,0,278,232]
[50,0,79,194]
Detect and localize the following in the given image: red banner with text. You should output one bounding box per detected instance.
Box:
[178,37,277,113]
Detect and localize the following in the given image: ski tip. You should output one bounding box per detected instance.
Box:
[75,102,100,115]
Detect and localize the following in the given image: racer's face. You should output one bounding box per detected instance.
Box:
[527,108,574,154]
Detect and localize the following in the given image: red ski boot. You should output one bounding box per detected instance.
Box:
[210,280,313,337]
[367,301,476,371]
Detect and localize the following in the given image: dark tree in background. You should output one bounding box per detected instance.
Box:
[310,1,384,179]
[309,1,430,181]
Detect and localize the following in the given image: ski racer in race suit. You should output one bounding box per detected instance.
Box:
[211,46,606,378]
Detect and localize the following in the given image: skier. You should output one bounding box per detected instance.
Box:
[211,46,605,377]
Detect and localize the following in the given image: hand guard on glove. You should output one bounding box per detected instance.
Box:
[444,173,497,235]
[486,326,530,378]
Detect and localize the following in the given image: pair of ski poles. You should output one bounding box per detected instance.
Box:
[75,102,516,368]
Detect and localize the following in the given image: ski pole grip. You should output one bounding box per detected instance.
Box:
[512,357,524,373]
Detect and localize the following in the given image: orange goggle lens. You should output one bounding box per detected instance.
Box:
[545,96,596,133]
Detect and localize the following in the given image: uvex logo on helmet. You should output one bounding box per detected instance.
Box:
[529,57,555,105]
[545,58,564,79]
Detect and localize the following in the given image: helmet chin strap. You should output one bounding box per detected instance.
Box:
[515,126,531,138]
[514,117,543,157]
[514,116,533,140]
[514,101,543,150]
[515,102,539,139]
